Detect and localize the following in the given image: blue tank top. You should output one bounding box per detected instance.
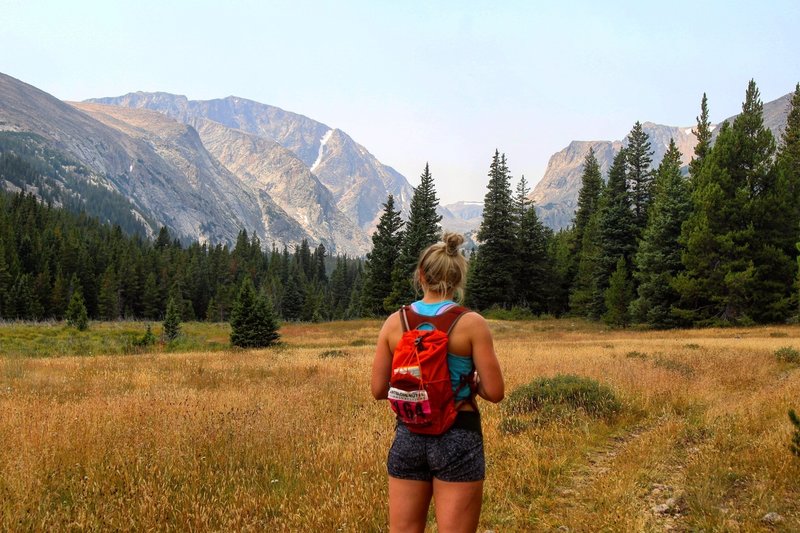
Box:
[410,300,473,401]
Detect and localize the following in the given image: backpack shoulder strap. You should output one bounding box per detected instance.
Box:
[403,305,470,333]
[399,306,412,332]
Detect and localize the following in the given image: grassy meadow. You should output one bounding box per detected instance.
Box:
[1,319,799,531]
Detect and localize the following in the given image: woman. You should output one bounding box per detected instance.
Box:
[371,232,504,533]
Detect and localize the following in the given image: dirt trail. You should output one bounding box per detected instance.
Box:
[552,415,707,532]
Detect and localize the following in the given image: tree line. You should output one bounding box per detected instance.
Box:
[0,187,365,323]
[361,80,800,327]
[2,80,798,328]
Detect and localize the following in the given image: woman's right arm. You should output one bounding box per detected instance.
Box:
[468,313,504,403]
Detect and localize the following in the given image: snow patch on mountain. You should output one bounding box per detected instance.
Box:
[310,129,333,173]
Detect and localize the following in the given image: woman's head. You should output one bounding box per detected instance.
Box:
[414,232,468,300]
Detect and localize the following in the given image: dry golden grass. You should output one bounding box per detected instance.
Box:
[1,319,799,531]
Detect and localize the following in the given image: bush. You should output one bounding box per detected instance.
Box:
[134,324,156,347]
[319,349,347,359]
[790,409,800,458]
[504,374,621,420]
[775,347,800,364]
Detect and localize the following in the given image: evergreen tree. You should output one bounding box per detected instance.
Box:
[97,265,119,320]
[163,295,181,341]
[513,176,551,313]
[50,269,68,320]
[281,266,304,321]
[603,257,633,327]
[625,121,655,235]
[675,81,779,324]
[385,163,442,309]
[230,277,280,348]
[573,148,604,252]
[569,210,602,316]
[65,288,88,330]
[632,139,691,328]
[142,272,161,319]
[777,84,800,316]
[590,148,637,318]
[362,195,404,316]
[468,151,516,310]
[689,93,713,180]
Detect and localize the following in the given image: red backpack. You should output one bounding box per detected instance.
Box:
[388,304,473,435]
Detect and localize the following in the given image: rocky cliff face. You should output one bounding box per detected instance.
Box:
[192,119,371,256]
[0,72,269,245]
[531,93,793,230]
[87,92,414,233]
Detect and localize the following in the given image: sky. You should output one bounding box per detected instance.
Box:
[2,0,799,204]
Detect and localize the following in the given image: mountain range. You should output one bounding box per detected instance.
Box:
[0,71,795,251]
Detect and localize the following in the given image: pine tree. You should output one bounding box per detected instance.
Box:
[568,148,605,315]
[777,84,800,317]
[98,265,119,320]
[632,139,691,328]
[50,269,68,320]
[603,257,633,327]
[281,266,304,321]
[65,288,89,330]
[142,273,161,319]
[385,164,442,310]
[625,121,655,235]
[230,277,280,348]
[590,148,637,318]
[468,151,516,310]
[163,295,181,341]
[573,148,604,252]
[361,195,404,316]
[513,176,551,313]
[675,81,778,324]
[689,93,713,181]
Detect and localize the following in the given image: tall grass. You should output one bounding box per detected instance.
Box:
[1,319,798,530]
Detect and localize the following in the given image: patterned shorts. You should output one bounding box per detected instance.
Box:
[387,415,485,482]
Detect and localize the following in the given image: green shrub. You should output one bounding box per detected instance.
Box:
[775,347,800,363]
[790,409,800,458]
[133,324,156,347]
[349,339,370,346]
[653,356,695,377]
[319,349,347,359]
[504,374,621,420]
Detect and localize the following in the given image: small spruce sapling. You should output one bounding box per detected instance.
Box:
[163,296,181,341]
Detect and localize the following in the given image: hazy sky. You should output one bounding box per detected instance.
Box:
[2,0,799,203]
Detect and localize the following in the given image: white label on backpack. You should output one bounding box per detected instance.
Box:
[393,365,421,379]
[388,388,428,402]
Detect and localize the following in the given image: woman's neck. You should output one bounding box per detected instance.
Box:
[421,290,454,304]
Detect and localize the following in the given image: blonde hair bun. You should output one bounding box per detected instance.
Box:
[443,232,464,256]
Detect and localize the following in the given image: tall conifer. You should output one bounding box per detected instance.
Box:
[385,164,441,310]
[362,195,404,316]
[467,151,516,310]
[590,148,637,318]
[625,121,655,235]
[631,139,691,327]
